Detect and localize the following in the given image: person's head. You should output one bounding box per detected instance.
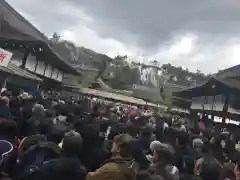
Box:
[32,104,45,117]
[47,124,67,144]
[193,138,204,152]
[139,126,153,141]
[55,104,69,116]
[151,141,175,165]
[97,105,107,116]
[73,105,82,116]
[62,130,83,157]
[0,119,18,142]
[1,91,11,99]
[108,125,121,140]
[111,134,134,158]
[20,92,30,100]
[45,109,56,118]
[82,124,100,143]
[129,140,150,170]
[126,123,138,137]
[0,96,9,106]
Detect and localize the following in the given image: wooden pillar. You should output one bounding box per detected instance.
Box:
[50,68,54,79]
[56,70,60,79]
[34,60,38,72]
[36,82,40,92]
[222,94,229,124]
[43,63,47,76]
[201,96,207,117]
[20,48,30,68]
[0,75,7,91]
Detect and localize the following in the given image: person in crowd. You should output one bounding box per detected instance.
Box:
[137,126,154,154]
[26,104,45,136]
[35,130,87,180]
[194,146,222,180]
[0,140,14,180]
[0,97,11,119]
[86,133,135,180]
[149,141,179,180]
[81,124,109,172]
[0,87,239,180]
[61,130,83,158]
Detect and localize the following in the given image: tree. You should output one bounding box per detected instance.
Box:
[95,59,110,80]
[101,55,141,89]
[50,32,61,44]
[197,69,201,75]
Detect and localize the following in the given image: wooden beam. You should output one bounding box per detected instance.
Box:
[50,67,54,79]
[43,62,47,76]
[20,48,30,68]
[34,59,38,72]
[56,70,60,79]
[0,75,7,90]
[222,94,229,124]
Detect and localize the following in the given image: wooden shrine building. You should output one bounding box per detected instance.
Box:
[0,0,81,93]
[173,69,240,122]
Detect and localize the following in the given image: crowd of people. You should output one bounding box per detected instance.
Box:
[0,88,240,180]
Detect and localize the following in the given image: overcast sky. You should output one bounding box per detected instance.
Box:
[7,0,240,74]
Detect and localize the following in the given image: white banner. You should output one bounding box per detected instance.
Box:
[0,48,12,67]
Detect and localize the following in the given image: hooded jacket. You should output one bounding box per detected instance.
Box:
[149,163,179,180]
[86,157,135,180]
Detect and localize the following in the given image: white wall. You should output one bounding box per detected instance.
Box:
[191,95,225,111]
[25,53,37,72]
[191,96,205,110]
[213,95,225,111]
[57,71,63,82]
[228,95,240,115]
[44,64,52,77]
[5,50,65,82]
[36,61,45,75]
[9,50,23,66]
[51,68,58,80]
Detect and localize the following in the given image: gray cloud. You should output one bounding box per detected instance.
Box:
[69,0,240,48]
[6,0,240,73]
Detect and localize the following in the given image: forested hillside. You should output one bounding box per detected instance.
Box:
[50,33,210,90]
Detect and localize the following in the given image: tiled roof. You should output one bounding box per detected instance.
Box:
[81,88,147,105]
[0,38,81,75]
[0,1,81,75]
[0,63,42,81]
[0,0,48,42]
[173,77,240,97]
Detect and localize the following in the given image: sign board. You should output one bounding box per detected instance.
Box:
[0,48,12,67]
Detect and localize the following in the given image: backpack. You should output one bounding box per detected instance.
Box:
[17,141,61,180]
